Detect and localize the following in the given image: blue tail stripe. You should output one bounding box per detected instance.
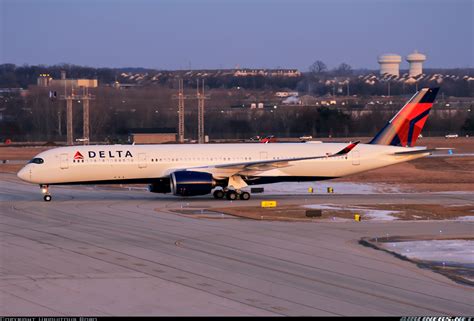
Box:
[390,134,401,147]
[407,108,431,146]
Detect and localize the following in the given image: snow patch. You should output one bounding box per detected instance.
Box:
[248,182,400,195]
[383,240,474,265]
[304,204,400,221]
[456,216,474,221]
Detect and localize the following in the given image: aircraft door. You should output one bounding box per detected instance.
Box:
[60,153,69,169]
[138,153,147,168]
[259,152,268,160]
[352,151,360,165]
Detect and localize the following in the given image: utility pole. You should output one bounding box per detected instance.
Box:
[49,89,62,137]
[57,110,62,137]
[178,79,184,143]
[59,86,95,146]
[197,79,210,144]
[172,79,193,143]
[66,97,73,145]
[81,86,93,145]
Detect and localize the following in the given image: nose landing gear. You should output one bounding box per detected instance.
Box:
[40,184,52,202]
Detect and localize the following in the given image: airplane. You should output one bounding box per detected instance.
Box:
[18,87,440,202]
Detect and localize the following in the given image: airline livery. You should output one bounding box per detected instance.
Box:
[18,88,440,201]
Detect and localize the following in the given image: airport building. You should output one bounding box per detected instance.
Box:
[37,71,98,88]
[128,128,177,144]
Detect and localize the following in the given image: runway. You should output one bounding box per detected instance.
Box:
[1,173,473,316]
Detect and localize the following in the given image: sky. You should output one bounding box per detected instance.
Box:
[1,0,472,70]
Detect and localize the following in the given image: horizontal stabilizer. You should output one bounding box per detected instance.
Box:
[393,148,453,156]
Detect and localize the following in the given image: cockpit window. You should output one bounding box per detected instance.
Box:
[28,158,44,164]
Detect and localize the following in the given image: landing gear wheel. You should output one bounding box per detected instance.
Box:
[239,192,251,200]
[40,185,51,202]
[213,190,225,199]
[226,191,238,200]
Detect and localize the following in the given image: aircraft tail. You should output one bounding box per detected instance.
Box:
[369,87,439,147]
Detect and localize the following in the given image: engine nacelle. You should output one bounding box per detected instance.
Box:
[148,178,171,193]
[170,171,215,196]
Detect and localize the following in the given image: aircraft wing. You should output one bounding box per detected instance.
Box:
[181,141,359,177]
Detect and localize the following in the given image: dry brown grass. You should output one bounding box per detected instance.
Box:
[0,147,52,160]
[212,204,474,222]
[336,155,474,192]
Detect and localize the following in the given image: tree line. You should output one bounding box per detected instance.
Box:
[1,63,472,97]
[1,86,471,142]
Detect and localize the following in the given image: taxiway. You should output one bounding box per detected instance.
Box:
[0,173,473,316]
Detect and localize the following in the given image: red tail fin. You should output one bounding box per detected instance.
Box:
[369,87,439,147]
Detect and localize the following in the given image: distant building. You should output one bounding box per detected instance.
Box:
[128,128,177,144]
[275,91,299,97]
[299,94,319,106]
[37,71,98,88]
[269,69,301,77]
[378,54,402,76]
[406,50,426,77]
[234,69,265,77]
[275,92,290,98]
[0,88,26,94]
[49,79,98,88]
[112,81,142,89]
[233,69,301,77]
[37,74,53,86]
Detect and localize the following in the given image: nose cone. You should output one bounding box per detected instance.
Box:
[17,166,30,182]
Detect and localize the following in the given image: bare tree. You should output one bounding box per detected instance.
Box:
[309,60,327,74]
[335,63,353,76]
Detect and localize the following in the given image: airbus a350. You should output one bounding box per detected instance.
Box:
[17,87,440,201]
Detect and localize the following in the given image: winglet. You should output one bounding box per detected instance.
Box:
[334,141,360,155]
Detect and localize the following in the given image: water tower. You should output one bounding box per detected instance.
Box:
[378,54,402,77]
[406,50,426,77]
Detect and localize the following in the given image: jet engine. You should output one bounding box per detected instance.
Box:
[170,171,215,196]
[148,178,171,193]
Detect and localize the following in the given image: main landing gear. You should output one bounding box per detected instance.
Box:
[40,184,52,202]
[213,189,251,201]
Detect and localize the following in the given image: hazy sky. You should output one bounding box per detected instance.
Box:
[1,0,472,70]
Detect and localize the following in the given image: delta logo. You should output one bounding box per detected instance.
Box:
[74,151,84,160]
[88,150,133,158]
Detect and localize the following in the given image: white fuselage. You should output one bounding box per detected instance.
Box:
[17,142,427,185]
